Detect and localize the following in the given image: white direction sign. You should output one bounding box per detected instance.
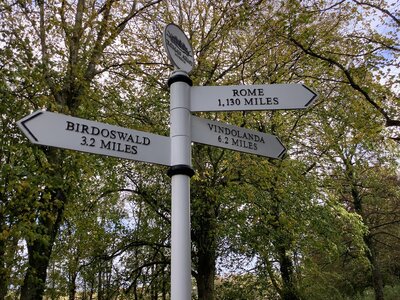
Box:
[17,111,171,166]
[191,116,286,159]
[190,84,318,112]
[163,23,194,73]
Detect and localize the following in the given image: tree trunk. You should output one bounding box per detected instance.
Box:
[89,279,95,300]
[0,191,10,300]
[278,245,300,300]
[196,247,216,300]
[98,269,103,300]
[192,193,217,300]
[351,180,385,300]
[270,187,299,300]
[68,272,78,300]
[0,237,8,300]
[162,266,167,300]
[133,284,138,300]
[21,240,52,300]
[20,189,66,300]
[365,235,385,300]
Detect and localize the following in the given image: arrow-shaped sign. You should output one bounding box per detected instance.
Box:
[190,84,317,112]
[191,116,286,159]
[17,111,171,166]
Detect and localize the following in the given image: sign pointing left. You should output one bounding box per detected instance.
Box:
[17,111,171,166]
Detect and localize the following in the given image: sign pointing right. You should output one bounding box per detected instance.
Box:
[190,84,318,112]
[191,116,286,159]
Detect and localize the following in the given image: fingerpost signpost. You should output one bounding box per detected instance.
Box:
[17,110,171,166]
[17,23,317,300]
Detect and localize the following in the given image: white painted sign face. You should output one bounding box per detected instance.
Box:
[163,23,194,73]
[191,116,286,159]
[17,111,171,166]
[190,84,318,112]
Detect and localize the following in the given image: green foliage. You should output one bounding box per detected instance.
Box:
[0,0,399,299]
[215,274,278,300]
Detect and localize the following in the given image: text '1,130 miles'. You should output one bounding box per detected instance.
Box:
[217,97,279,107]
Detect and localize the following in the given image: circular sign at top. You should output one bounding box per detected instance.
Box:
[163,23,194,73]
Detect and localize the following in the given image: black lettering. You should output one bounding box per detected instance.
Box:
[231,138,258,150]
[143,137,151,145]
[66,121,75,131]
[118,131,128,141]
[100,140,111,150]
[125,144,132,153]
[100,139,138,155]
[91,126,100,135]
[124,144,138,154]
[232,138,239,147]
[233,88,265,97]
[127,134,134,143]
[244,98,254,105]
[254,136,263,144]
[81,124,89,134]
[246,89,256,96]
[101,129,110,138]
[130,145,138,154]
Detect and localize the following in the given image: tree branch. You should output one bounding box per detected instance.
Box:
[352,0,400,27]
[370,219,400,231]
[289,37,400,127]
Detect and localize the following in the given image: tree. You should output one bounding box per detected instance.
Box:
[0,54,30,299]
[1,0,163,298]
[285,0,400,130]
[1,0,399,299]
[304,76,400,299]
